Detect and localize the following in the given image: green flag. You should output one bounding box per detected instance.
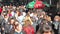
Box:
[26,1,35,8]
[43,2,50,7]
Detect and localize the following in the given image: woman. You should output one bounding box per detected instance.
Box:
[14,21,22,34]
[24,14,33,25]
[23,18,35,34]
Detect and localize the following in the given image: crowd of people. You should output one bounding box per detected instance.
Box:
[0,4,60,34]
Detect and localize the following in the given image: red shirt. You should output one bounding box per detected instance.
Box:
[23,25,35,34]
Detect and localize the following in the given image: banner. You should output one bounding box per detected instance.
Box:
[34,1,45,9]
[43,2,50,7]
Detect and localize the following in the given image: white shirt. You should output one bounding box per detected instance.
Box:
[17,15,25,23]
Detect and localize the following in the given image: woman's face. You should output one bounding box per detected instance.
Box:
[16,24,22,32]
[10,19,15,24]
[43,31,52,34]
[25,20,31,25]
[15,21,19,25]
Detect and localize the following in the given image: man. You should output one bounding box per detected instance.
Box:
[0,14,5,34]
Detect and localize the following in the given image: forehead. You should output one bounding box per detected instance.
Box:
[11,19,14,21]
[15,21,19,23]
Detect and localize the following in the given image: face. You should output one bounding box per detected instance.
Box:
[4,15,7,18]
[43,31,52,34]
[10,19,15,24]
[55,19,59,21]
[16,24,22,32]
[54,16,59,21]
[15,21,19,25]
[25,20,31,25]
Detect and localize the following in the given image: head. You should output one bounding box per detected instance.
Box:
[41,19,47,24]
[8,10,11,14]
[2,12,7,17]
[46,16,51,22]
[41,11,46,15]
[39,12,46,19]
[4,14,8,18]
[15,20,19,25]
[40,25,54,34]
[15,24,22,32]
[43,15,51,21]
[43,15,47,19]
[54,16,60,21]
[24,20,31,26]
[16,10,21,16]
[10,18,15,24]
